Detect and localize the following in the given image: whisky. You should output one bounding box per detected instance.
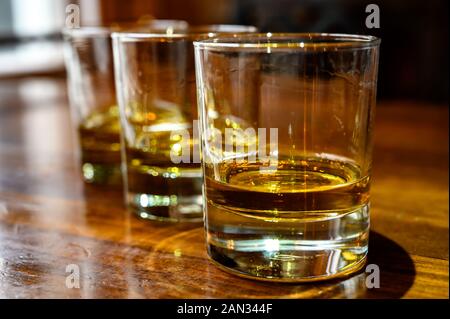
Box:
[204,155,370,281]
[123,108,203,221]
[78,105,122,185]
[125,146,202,221]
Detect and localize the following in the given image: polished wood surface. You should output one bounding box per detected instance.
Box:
[0,77,448,298]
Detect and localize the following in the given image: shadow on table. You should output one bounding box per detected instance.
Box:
[363,230,416,298]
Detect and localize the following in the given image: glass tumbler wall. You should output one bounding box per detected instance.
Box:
[195,34,380,281]
[63,21,188,185]
[112,26,257,222]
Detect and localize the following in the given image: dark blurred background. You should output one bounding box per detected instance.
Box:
[0,0,448,104]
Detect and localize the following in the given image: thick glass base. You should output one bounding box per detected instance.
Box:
[125,163,203,222]
[128,192,203,222]
[206,205,370,282]
[82,162,122,186]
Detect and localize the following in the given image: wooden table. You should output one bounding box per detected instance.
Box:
[0,77,448,299]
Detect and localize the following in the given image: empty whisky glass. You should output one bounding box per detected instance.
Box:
[112,25,257,222]
[63,20,188,185]
[194,33,380,281]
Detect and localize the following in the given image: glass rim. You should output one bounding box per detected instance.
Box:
[193,33,381,50]
[188,24,258,33]
[62,20,189,38]
[111,24,258,41]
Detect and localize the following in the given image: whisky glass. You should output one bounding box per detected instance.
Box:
[112,25,257,222]
[63,20,188,185]
[194,33,380,281]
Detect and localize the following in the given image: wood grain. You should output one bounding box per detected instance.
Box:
[0,77,448,298]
